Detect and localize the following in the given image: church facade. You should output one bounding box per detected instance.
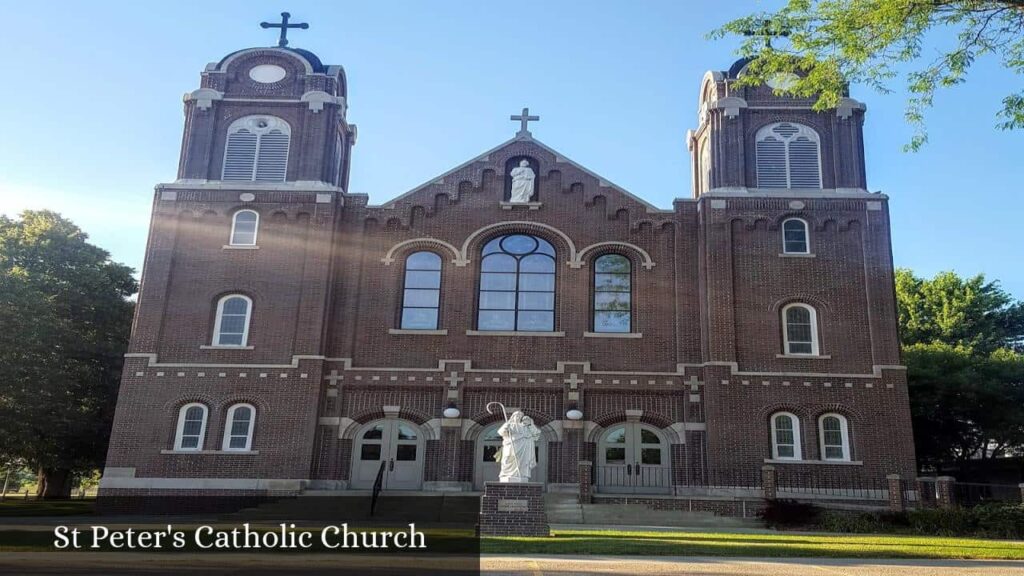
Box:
[100,39,916,498]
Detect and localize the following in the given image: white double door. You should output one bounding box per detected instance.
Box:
[351,419,424,491]
[597,423,670,494]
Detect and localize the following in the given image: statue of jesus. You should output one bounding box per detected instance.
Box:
[508,160,536,203]
[497,411,542,482]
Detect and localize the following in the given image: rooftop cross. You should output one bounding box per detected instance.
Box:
[260,12,309,48]
[742,19,790,50]
[511,107,540,136]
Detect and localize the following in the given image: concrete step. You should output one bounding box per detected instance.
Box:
[578,503,759,528]
[544,493,583,524]
[226,494,480,524]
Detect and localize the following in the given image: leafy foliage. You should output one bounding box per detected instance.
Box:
[0,211,136,497]
[710,1,1024,150]
[894,269,1024,468]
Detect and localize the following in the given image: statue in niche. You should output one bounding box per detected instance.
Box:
[508,160,536,203]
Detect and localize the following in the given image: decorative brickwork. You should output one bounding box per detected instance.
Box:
[100,44,917,503]
[477,482,550,537]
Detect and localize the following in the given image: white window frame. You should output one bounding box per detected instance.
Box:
[229,210,260,246]
[174,403,208,451]
[212,294,253,347]
[782,303,820,356]
[781,218,810,254]
[818,413,851,461]
[770,412,802,460]
[755,122,823,189]
[221,116,291,182]
[222,403,256,452]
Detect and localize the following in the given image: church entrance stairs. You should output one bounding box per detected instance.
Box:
[546,493,761,528]
[225,492,481,524]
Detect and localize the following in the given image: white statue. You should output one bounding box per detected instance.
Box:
[508,160,536,203]
[496,410,542,483]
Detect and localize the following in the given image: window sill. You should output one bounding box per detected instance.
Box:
[223,245,259,250]
[764,459,862,466]
[499,201,543,210]
[388,329,448,335]
[200,345,255,350]
[161,450,260,455]
[778,252,815,258]
[776,354,831,359]
[583,332,643,339]
[466,330,565,337]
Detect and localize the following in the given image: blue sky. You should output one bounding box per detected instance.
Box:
[0,1,1021,298]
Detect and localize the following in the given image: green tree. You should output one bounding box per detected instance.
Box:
[711,1,1024,150]
[0,211,136,498]
[904,343,1024,468]
[896,269,1024,353]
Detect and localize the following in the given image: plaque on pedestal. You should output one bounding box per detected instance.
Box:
[477,481,550,537]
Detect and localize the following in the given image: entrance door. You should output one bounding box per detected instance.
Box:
[351,419,424,490]
[597,423,670,494]
[475,424,546,489]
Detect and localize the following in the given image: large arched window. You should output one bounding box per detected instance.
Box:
[222,116,291,182]
[755,122,822,189]
[782,303,819,355]
[213,295,252,347]
[174,403,208,451]
[593,254,632,333]
[229,210,259,246]
[782,218,810,254]
[400,251,442,330]
[222,403,256,451]
[770,412,802,460]
[478,234,555,332]
[819,413,851,461]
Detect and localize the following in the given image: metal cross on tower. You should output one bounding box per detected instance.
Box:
[511,107,540,136]
[260,12,309,48]
[742,19,790,49]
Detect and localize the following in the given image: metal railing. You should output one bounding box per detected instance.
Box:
[594,465,672,492]
[955,482,1023,507]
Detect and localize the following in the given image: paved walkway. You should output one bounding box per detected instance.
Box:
[1,553,1022,575]
[481,555,1024,575]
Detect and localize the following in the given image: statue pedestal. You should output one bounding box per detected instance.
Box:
[477,481,550,537]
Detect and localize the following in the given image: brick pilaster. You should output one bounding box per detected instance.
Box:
[761,465,776,500]
[936,476,956,508]
[886,474,905,512]
[578,460,593,504]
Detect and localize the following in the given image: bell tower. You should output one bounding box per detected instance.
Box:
[177,13,355,190]
[688,57,867,196]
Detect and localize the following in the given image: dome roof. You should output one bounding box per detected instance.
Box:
[216,46,327,74]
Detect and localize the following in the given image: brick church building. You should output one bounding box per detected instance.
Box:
[100,30,916,498]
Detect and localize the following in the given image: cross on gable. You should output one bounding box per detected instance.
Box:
[260,12,309,48]
[564,373,583,389]
[324,370,343,386]
[510,107,540,136]
[445,371,464,388]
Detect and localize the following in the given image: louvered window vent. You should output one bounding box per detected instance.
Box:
[222,116,291,182]
[755,123,822,189]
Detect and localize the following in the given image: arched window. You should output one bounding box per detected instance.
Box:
[593,254,631,333]
[770,412,801,460]
[223,403,256,451]
[756,122,822,189]
[400,251,442,330]
[222,116,291,182]
[213,295,252,347]
[174,403,208,451]
[819,413,851,461]
[478,234,555,332]
[229,210,259,246]
[782,303,819,355]
[782,218,810,254]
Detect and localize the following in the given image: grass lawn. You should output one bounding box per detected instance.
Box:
[482,529,1024,560]
[0,499,95,517]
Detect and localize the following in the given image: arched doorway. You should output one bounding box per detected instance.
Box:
[350,419,424,491]
[474,423,547,490]
[597,423,670,494]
